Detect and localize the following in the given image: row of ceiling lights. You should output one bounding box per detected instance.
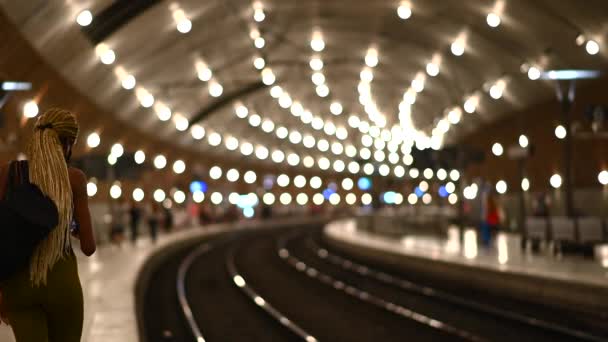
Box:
[67,2,607,192]
[394,0,604,149]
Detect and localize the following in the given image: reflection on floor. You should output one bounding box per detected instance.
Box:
[326,221,608,288]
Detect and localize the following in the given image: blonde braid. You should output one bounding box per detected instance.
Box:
[26,108,79,286]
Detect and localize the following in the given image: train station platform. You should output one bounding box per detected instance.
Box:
[2,216,607,342]
[324,218,608,314]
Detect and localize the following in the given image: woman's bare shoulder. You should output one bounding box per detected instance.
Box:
[68,167,87,187]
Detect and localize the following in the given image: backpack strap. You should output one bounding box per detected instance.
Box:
[17,161,29,185]
[4,161,29,200]
[5,161,16,199]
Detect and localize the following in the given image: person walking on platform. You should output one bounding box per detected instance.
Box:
[147,202,162,243]
[482,194,500,247]
[128,200,142,245]
[0,108,97,342]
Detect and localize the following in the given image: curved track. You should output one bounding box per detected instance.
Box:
[142,225,608,342]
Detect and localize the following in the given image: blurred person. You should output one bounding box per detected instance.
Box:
[128,200,142,245]
[482,193,500,247]
[162,205,174,232]
[0,108,96,341]
[147,202,162,243]
[261,203,272,219]
[533,192,550,217]
[109,201,126,246]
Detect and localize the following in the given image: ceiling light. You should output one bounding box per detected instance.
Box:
[310,57,324,71]
[176,18,192,33]
[489,80,505,99]
[519,134,529,148]
[138,90,155,108]
[209,166,222,180]
[555,125,567,139]
[310,31,325,52]
[173,160,186,174]
[316,84,329,97]
[527,66,541,80]
[330,102,343,115]
[197,62,212,81]
[492,142,503,156]
[227,168,240,182]
[208,132,222,146]
[312,72,326,86]
[287,153,300,166]
[290,102,304,116]
[279,93,293,108]
[255,145,269,160]
[191,124,205,140]
[464,96,478,113]
[253,8,265,22]
[521,178,530,191]
[261,68,276,85]
[154,155,167,169]
[209,192,222,205]
[132,188,144,202]
[450,40,465,56]
[225,136,239,150]
[87,132,100,148]
[134,150,146,164]
[23,100,39,118]
[271,150,285,163]
[208,81,223,97]
[448,108,462,124]
[174,114,189,131]
[121,75,136,89]
[365,47,379,67]
[244,171,257,184]
[97,45,116,65]
[495,180,507,194]
[411,74,425,92]
[585,40,600,55]
[240,142,254,156]
[403,89,417,105]
[486,12,501,28]
[397,3,412,19]
[76,10,93,26]
[253,57,266,70]
[426,62,439,77]
[254,37,265,49]
[550,174,562,189]
[110,183,122,199]
[360,68,374,83]
[111,143,124,158]
[270,85,282,98]
[154,102,171,121]
[303,156,315,168]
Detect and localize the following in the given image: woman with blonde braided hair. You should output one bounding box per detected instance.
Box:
[0,108,96,341]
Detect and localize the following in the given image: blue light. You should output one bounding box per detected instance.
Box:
[541,69,601,80]
[358,177,372,191]
[190,181,208,193]
[323,188,336,200]
[415,187,425,198]
[438,186,449,198]
[383,191,397,204]
[243,207,254,218]
[263,176,274,190]
[237,193,259,209]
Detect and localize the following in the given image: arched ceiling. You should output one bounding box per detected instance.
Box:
[2,0,608,175]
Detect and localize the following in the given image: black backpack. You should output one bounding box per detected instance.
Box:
[0,161,59,282]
